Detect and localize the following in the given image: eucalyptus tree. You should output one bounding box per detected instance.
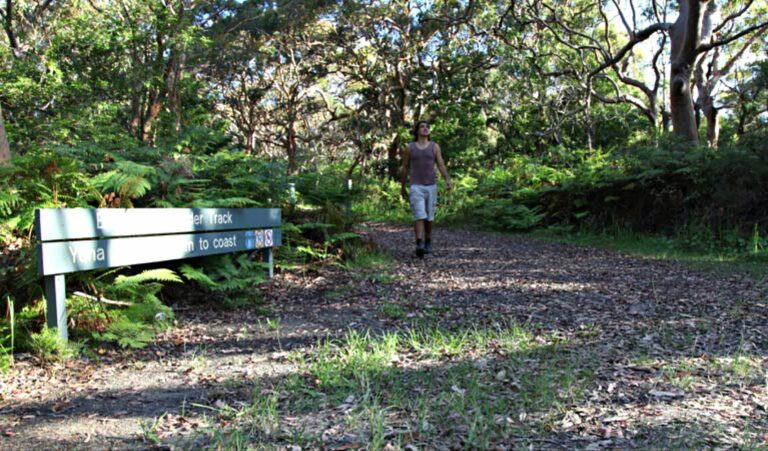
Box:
[722,59,768,137]
[252,23,337,175]
[329,0,479,178]
[692,2,768,146]
[1,0,62,59]
[204,0,346,173]
[106,0,204,144]
[494,0,768,146]
[1,0,68,147]
[490,0,606,149]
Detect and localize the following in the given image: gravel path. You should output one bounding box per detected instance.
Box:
[1,223,767,448]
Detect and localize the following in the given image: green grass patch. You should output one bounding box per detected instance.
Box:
[190,324,595,448]
[343,249,394,272]
[380,302,406,320]
[529,227,768,280]
[343,249,398,284]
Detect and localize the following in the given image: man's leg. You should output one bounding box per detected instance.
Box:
[415,219,425,241]
[423,185,437,254]
[414,219,426,257]
[410,185,427,257]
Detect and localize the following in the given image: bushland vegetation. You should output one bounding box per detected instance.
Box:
[1,0,767,362]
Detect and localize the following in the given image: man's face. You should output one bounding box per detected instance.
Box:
[418,122,429,137]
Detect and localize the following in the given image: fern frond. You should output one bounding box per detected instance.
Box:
[298,222,332,230]
[0,190,22,217]
[117,175,152,198]
[327,232,360,243]
[151,199,177,208]
[281,222,301,234]
[217,197,260,207]
[114,269,182,286]
[179,264,218,287]
[92,161,155,200]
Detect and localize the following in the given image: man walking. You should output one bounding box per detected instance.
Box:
[400,120,452,258]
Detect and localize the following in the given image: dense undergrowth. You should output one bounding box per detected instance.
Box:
[0,139,364,368]
[3,126,768,369]
[358,133,768,264]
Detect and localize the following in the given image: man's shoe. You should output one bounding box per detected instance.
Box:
[415,244,425,258]
[424,241,432,254]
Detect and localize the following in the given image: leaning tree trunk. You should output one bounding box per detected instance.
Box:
[701,100,719,147]
[669,0,706,144]
[0,105,10,166]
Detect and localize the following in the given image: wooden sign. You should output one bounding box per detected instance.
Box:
[35,208,283,340]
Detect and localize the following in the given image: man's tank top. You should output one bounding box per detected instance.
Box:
[409,141,437,185]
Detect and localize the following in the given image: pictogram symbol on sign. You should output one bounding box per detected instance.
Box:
[265,229,273,246]
[255,230,264,247]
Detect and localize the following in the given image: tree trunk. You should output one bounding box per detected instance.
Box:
[669,0,706,144]
[142,89,163,145]
[0,105,10,166]
[387,138,400,179]
[702,102,719,147]
[129,82,142,139]
[245,130,256,155]
[286,124,297,175]
[661,108,671,133]
[736,95,748,136]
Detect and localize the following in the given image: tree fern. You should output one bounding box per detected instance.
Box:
[92,160,156,203]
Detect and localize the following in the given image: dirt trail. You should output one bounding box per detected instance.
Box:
[1,223,767,449]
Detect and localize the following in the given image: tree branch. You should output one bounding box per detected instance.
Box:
[2,0,20,55]
[713,0,753,35]
[73,291,134,307]
[589,22,671,77]
[697,20,768,54]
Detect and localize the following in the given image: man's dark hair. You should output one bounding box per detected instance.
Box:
[412,121,429,142]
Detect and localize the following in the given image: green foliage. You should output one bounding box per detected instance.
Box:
[294,166,360,207]
[0,297,14,372]
[0,148,99,231]
[86,269,176,349]
[92,160,156,206]
[94,315,159,349]
[185,254,267,294]
[0,148,102,308]
[179,264,218,289]
[28,327,77,362]
[114,269,183,286]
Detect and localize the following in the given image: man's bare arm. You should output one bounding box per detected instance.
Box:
[434,144,452,189]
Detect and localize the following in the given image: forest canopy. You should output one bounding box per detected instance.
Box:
[0,0,765,169]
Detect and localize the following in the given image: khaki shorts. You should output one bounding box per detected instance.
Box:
[409,184,437,221]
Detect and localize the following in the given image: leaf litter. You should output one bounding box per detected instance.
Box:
[1,223,767,448]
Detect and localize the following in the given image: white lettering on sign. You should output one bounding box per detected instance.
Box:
[188,213,204,225]
[68,246,105,264]
[213,235,237,249]
[208,211,233,225]
[96,210,234,231]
